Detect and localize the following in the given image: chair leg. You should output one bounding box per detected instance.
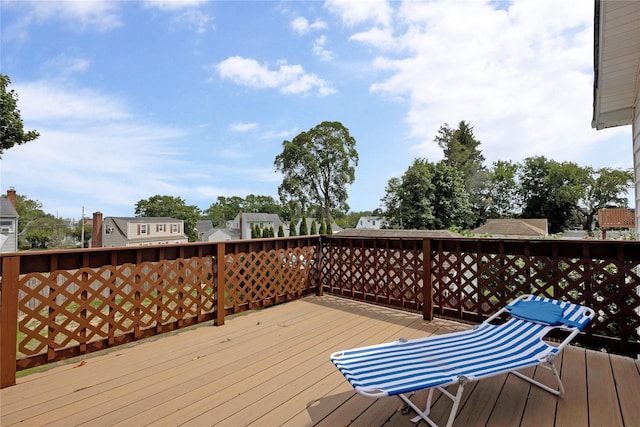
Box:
[510,357,564,397]
[400,381,466,427]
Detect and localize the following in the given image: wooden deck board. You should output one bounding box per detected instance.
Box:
[1,295,639,427]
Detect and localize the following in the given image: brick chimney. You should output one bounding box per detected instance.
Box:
[7,187,17,209]
[92,211,103,248]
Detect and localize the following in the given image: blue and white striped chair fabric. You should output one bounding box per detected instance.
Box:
[330,295,594,427]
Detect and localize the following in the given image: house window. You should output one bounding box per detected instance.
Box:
[0,220,14,233]
[171,223,179,233]
[140,224,148,235]
[157,224,165,232]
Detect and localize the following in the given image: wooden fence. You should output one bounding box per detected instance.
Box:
[321,236,640,356]
[1,235,639,388]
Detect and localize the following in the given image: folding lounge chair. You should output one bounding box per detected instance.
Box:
[330,294,595,427]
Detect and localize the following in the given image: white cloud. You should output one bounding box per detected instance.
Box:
[291,16,327,35]
[41,55,92,80]
[216,56,336,96]
[13,81,132,123]
[0,80,194,217]
[353,0,611,164]
[260,128,298,141]
[143,0,212,33]
[144,0,209,11]
[324,0,392,27]
[313,35,334,61]
[229,122,259,133]
[4,0,122,42]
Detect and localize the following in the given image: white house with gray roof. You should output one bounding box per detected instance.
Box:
[0,189,19,253]
[100,216,188,247]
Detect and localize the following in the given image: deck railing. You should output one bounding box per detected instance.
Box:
[1,235,639,388]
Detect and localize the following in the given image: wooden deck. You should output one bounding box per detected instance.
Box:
[2,295,639,427]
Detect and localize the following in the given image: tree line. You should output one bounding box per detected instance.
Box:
[381,121,632,234]
[2,73,632,245]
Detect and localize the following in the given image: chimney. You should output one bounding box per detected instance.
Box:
[7,187,17,209]
[92,212,103,248]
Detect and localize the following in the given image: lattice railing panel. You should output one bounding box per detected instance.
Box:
[432,248,640,348]
[16,257,214,357]
[223,246,315,312]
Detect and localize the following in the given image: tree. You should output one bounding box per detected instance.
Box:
[486,160,520,218]
[299,215,309,236]
[243,194,282,215]
[581,167,633,231]
[380,177,404,228]
[519,157,589,233]
[310,220,317,235]
[23,216,69,249]
[277,225,285,237]
[135,195,201,241]
[274,121,358,223]
[71,222,92,248]
[289,220,297,237]
[15,193,47,233]
[202,196,244,227]
[1,74,39,157]
[319,220,327,235]
[251,223,261,238]
[435,121,486,225]
[382,158,472,230]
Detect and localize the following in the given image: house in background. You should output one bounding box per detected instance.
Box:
[356,216,387,230]
[472,218,548,237]
[91,212,188,247]
[0,188,19,253]
[592,0,640,237]
[230,212,283,240]
[597,207,635,238]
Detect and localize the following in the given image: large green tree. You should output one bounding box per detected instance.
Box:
[486,160,520,218]
[15,193,48,233]
[1,74,39,157]
[23,215,69,249]
[435,121,486,225]
[581,167,633,231]
[135,195,201,241]
[274,121,358,222]
[519,156,589,233]
[382,158,472,230]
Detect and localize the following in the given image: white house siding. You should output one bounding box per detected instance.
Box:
[634,98,640,237]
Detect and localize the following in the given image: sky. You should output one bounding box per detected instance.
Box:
[0,0,632,220]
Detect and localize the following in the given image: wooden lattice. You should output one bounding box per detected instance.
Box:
[223,246,315,312]
[17,257,215,358]
[322,237,640,355]
[430,244,640,353]
[323,239,423,311]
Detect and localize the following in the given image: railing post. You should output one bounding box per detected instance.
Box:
[215,243,225,326]
[422,239,433,321]
[316,236,323,297]
[1,256,20,388]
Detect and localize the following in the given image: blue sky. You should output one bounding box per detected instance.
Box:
[0,0,631,220]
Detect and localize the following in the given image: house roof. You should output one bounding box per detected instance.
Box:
[335,229,458,238]
[592,0,640,129]
[0,195,18,218]
[110,217,182,223]
[241,213,282,224]
[472,219,548,236]
[196,220,214,234]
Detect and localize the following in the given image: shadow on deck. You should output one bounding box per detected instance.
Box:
[1,295,639,426]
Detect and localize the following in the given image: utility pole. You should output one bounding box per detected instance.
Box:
[81,206,85,248]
